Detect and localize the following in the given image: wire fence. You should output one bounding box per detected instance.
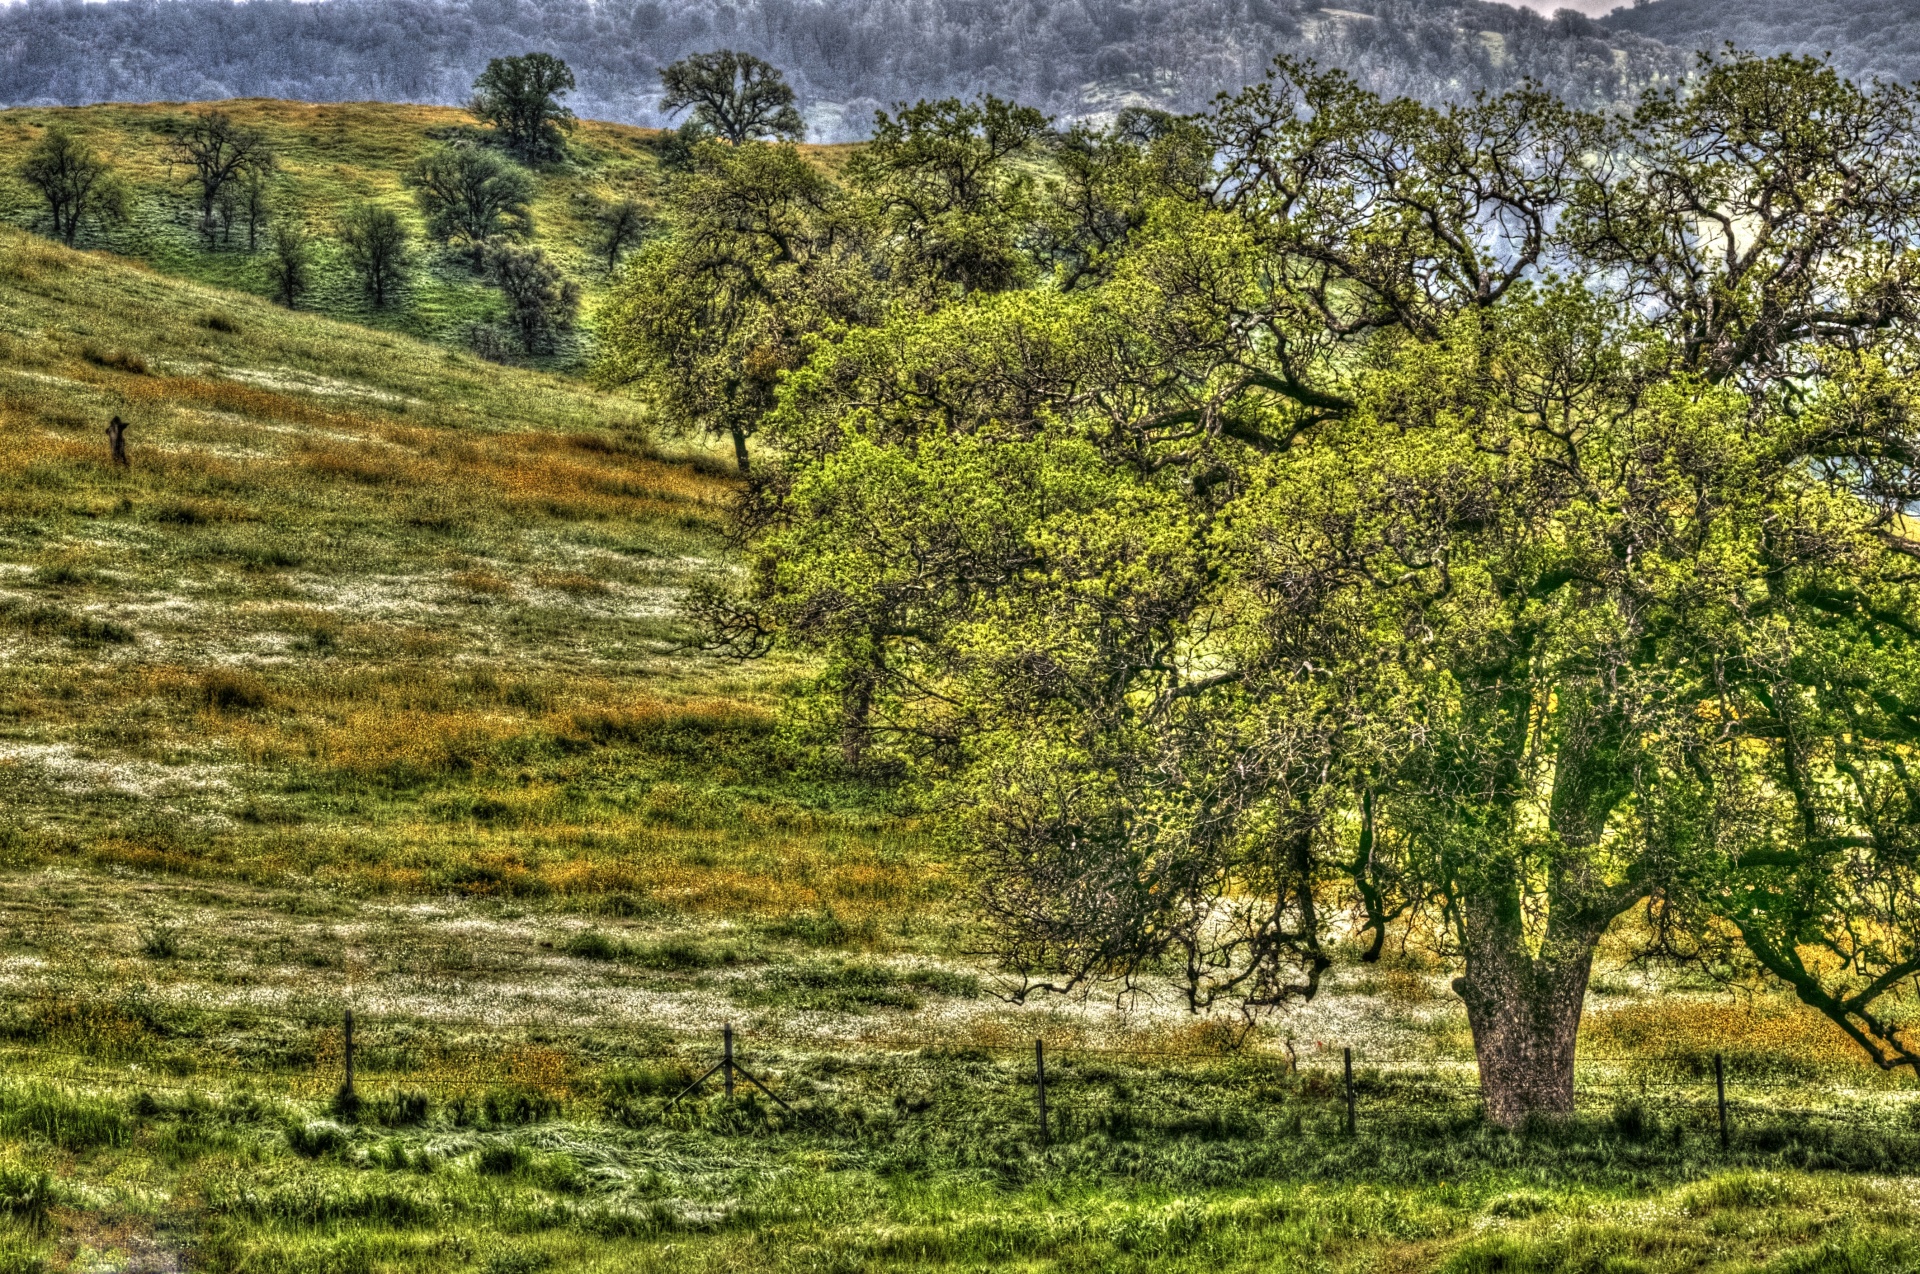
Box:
[5,1013,1914,1147]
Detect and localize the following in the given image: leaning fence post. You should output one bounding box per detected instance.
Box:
[1035,1038,1049,1146]
[334,1006,359,1120]
[723,1022,735,1100]
[1343,1046,1356,1135]
[1714,1052,1728,1151]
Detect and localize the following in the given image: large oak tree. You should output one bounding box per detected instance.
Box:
[647,53,1920,1126]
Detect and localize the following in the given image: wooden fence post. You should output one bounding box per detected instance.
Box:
[1344,1046,1356,1135]
[334,1006,359,1120]
[664,1025,793,1115]
[1035,1038,1049,1146]
[1715,1052,1728,1151]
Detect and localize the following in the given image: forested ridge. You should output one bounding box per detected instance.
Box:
[1604,0,1920,89]
[0,0,1684,138]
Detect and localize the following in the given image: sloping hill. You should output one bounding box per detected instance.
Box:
[0,225,917,908]
[0,100,665,360]
[1604,0,1920,87]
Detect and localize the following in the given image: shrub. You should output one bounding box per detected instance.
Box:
[447,1088,559,1128]
[79,344,146,374]
[136,924,182,959]
[200,668,272,711]
[286,1119,351,1157]
[600,1065,694,1104]
[477,1141,532,1176]
[1609,1099,1657,1143]
[464,321,517,364]
[0,600,132,647]
[561,930,623,961]
[365,1090,429,1127]
[629,937,738,971]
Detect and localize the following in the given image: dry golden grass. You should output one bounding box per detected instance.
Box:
[1583,996,1877,1071]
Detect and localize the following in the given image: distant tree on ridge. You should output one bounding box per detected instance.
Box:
[266,220,312,308]
[168,109,274,249]
[659,50,805,144]
[404,143,534,266]
[471,52,577,163]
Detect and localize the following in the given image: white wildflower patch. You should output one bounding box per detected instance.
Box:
[0,743,234,797]
[219,365,413,406]
[290,573,453,620]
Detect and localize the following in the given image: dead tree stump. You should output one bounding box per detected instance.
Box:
[106,416,130,467]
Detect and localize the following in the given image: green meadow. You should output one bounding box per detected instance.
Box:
[0,116,1914,1272]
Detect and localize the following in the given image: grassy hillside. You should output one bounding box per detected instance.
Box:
[0,221,930,910]
[0,229,1917,1273]
[0,100,667,364]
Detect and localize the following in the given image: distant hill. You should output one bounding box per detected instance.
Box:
[0,99,673,362]
[0,0,1687,139]
[1604,0,1920,87]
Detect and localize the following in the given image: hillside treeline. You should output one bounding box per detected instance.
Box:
[0,0,1686,138]
[1604,0,1920,90]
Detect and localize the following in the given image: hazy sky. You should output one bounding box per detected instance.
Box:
[1512,0,1625,15]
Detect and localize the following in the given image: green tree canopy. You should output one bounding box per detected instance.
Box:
[338,202,410,307]
[471,52,577,163]
[845,96,1052,299]
[696,53,1920,1126]
[595,138,870,471]
[659,50,805,145]
[17,125,124,247]
[485,240,580,353]
[404,144,534,265]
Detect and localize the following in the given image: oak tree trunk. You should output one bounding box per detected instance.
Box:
[730,424,751,473]
[1452,691,1636,1127]
[1453,906,1599,1127]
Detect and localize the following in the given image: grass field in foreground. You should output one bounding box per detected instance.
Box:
[0,226,1917,1273]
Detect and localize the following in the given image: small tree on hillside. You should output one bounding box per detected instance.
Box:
[338,203,409,307]
[659,50,805,144]
[590,195,649,273]
[17,125,126,247]
[471,52,576,163]
[596,138,867,472]
[404,143,534,266]
[266,220,312,308]
[234,164,272,252]
[168,109,274,249]
[484,239,580,352]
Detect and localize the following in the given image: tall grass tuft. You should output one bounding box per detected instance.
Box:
[0,1165,56,1234]
[0,1083,129,1150]
[137,923,183,959]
